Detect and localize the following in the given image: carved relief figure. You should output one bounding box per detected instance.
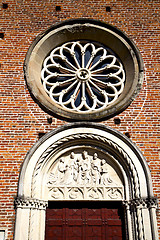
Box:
[91,166,101,184]
[107,188,123,199]
[48,151,118,186]
[91,153,101,172]
[64,165,73,184]
[101,159,113,185]
[51,187,64,199]
[80,151,91,184]
[57,158,66,183]
[69,187,83,199]
[73,158,80,182]
[88,187,102,199]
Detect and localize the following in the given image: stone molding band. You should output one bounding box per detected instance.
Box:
[14,196,157,210]
[15,197,48,210]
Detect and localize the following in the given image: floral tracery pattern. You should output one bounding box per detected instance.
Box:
[41,41,125,112]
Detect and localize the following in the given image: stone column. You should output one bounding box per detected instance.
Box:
[130,197,158,240]
[122,200,134,240]
[14,197,48,240]
[147,197,159,240]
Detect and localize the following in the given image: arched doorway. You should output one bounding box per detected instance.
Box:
[45,201,126,240]
[14,123,158,240]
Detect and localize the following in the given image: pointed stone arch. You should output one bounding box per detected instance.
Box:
[14,123,158,240]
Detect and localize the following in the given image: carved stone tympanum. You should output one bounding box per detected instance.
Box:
[47,150,123,200]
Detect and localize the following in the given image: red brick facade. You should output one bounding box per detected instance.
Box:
[0,0,160,239]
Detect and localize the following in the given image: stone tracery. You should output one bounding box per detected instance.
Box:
[41,41,125,113]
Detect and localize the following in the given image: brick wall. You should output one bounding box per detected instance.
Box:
[0,0,160,239]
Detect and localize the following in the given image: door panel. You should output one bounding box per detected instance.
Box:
[45,202,125,240]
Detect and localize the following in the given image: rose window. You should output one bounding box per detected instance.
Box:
[41,41,125,113]
[24,19,143,121]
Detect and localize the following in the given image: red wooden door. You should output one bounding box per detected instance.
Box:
[45,202,125,240]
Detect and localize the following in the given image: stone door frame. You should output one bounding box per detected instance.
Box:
[14,123,158,240]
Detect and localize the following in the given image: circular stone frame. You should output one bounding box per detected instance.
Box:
[24,19,144,121]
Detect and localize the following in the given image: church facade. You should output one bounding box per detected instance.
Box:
[0,1,160,240]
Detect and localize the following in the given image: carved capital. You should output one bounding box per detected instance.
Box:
[15,197,48,210]
[122,200,130,210]
[131,198,147,209]
[146,197,158,209]
[130,197,158,210]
